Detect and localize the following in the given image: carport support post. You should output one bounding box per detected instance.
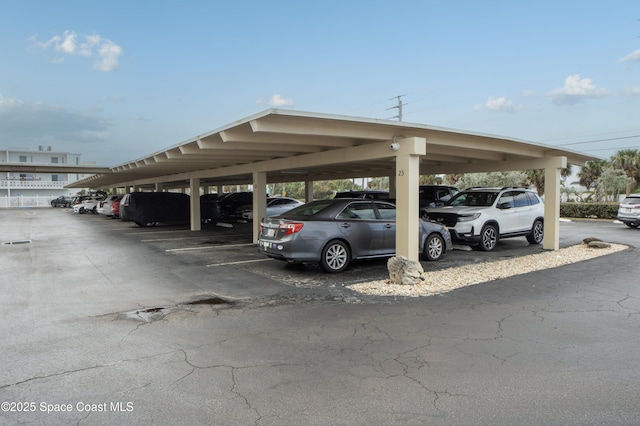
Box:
[189,178,201,231]
[253,172,267,244]
[389,173,396,197]
[305,180,314,202]
[543,156,566,250]
[395,137,426,262]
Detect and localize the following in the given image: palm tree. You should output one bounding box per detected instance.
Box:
[525,165,572,196]
[577,160,606,190]
[610,149,640,195]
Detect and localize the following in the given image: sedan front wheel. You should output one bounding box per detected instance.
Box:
[320,240,350,273]
[422,233,445,261]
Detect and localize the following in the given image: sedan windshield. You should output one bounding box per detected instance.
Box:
[447,191,498,207]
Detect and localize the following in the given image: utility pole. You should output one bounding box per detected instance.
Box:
[387,95,407,121]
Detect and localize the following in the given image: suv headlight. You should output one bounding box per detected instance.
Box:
[458,212,481,222]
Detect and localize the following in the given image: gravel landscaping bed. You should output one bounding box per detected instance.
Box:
[348,242,628,298]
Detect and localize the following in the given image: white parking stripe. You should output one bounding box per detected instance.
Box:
[165,243,255,252]
[166,247,214,252]
[205,259,271,267]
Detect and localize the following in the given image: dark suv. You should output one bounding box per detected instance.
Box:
[51,196,73,207]
[334,190,390,200]
[202,192,255,221]
[418,185,459,218]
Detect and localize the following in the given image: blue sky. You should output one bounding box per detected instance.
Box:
[1,0,639,166]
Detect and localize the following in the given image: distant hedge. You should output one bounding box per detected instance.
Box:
[560,203,619,219]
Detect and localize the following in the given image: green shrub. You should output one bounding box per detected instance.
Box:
[560,203,619,219]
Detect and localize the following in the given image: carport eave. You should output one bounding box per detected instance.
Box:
[65,109,600,190]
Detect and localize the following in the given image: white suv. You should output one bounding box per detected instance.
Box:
[617,194,640,228]
[425,187,545,251]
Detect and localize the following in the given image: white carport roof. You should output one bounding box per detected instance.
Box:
[67,109,597,189]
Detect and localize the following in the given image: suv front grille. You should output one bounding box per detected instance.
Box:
[427,212,458,227]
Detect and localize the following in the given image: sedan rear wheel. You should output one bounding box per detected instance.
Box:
[422,233,445,261]
[320,240,350,273]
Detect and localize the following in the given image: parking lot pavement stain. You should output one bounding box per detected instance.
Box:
[118,296,235,323]
[2,239,32,245]
[185,296,230,305]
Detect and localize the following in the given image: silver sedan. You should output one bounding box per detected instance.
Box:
[258,198,452,273]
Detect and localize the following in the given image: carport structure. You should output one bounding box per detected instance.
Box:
[69,109,597,262]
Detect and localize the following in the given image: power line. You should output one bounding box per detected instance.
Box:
[556,134,640,147]
[582,145,640,153]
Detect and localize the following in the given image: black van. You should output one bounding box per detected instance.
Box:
[119,192,190,227]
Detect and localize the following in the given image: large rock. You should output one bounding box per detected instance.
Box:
[583,237,602,244]
[387,256,424,286]
[587,241,611,249]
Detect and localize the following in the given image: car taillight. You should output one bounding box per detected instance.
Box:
[279,222,304,235]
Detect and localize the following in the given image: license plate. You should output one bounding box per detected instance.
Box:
[259,240,270,249]
[265,228,275,237]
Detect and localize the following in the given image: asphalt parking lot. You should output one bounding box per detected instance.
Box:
[1,208,639,425]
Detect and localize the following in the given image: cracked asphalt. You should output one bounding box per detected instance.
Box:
[1,208,639,425]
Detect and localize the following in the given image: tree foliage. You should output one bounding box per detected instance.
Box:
[593,167,632,201]
[450,171,529,189]
[609,149,640,195]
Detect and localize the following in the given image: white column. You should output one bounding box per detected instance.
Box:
[305,180,314,202]
[190,178,201,231]
[252,172,267,244]
[394,137,426,261]
[388,173,396,198]
[543,156,566,250]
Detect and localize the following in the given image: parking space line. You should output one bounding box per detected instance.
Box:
[165,243,255,252]
[205,259,272,267]
[166,247,214,252]
[125,230,193,236]
[143,237,216,242]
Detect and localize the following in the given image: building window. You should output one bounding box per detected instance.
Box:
[51,157,59,163]
[19,156,27,162]
[52,175,59,182]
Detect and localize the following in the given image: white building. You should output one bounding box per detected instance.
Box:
[1,146,88,206]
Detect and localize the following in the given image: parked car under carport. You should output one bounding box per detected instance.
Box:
[119,192,190,227]
[258,198,452,273]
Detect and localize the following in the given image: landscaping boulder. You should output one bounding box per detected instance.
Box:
[587,241,611,249]
[387,256,424,286]
[582,237,602,244]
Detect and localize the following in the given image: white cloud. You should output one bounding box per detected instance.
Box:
[618,49,640,63]
[257,94,294,107]
[473,96,517,112]
[30,30,123,72]
[549,74,609,105]
[623,86,640,96]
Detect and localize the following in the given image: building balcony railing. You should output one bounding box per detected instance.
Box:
[0,179,68,189]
